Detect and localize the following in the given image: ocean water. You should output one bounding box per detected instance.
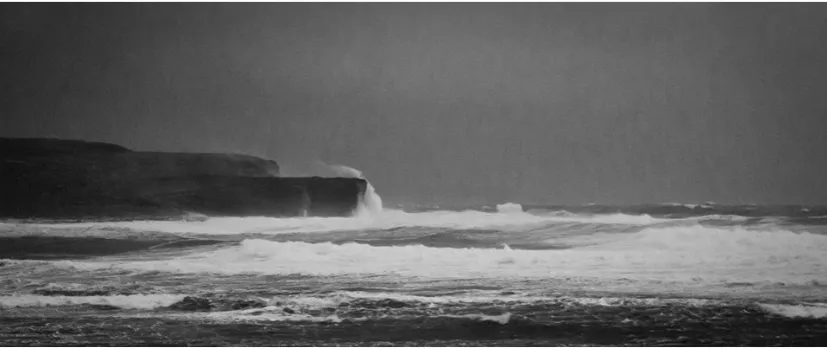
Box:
[2,199,827,344]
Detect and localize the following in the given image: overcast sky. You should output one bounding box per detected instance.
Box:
[3,3,827,205]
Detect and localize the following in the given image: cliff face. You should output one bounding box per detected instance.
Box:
[0,138,365,220]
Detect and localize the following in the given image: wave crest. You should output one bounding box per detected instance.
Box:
[54,223,827,291]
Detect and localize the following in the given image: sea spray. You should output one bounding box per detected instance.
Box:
[496,202,523,214]
[328,164,383,216]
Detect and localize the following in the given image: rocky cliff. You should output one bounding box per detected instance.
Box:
[0,138,365,220]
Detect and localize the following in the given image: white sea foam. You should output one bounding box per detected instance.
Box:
[758,303,827,319]
[536,212,667,225]
[0,294,185,309]
[186,307,346,323]
[160,306,511,324]
[689,214,751,222]
[146,292,728,324]
[161,292,726,324]
[260,291,725,308]
[55,224,827,289]
[0,290,730,316]
[496,202,523,213]
[446,312,512,324]
[3,205,672,237]
[6,201,826,298]
[661,202,700,209]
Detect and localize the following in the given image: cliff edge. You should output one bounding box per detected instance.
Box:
[0,138,365,220]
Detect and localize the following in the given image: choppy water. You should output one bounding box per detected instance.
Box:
[2,203,827,328]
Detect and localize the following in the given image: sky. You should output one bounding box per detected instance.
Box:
[2,3,827,205]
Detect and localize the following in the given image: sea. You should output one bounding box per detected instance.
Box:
[2,185,827,345]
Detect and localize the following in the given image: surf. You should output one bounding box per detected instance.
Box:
[327,164,383,217]
[46,223,827,291]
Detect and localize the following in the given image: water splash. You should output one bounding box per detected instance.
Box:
[328,164,383,217]
[496,202,523,213]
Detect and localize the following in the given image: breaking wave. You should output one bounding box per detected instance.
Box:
[496,202,523,213]
[328,164,383,216]
[0,294,186,309]
[48,223,827,290]
[4,291,823,323]
[758,302,827,319]
[3,203,827,312]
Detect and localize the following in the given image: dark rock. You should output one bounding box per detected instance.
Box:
[226,299,267,311]
[0,137,130,157]
[282,307,295,314]
[169,296,213,312]
[725,282,753,287]
[85,304,121,311]
[350,298,409,309]
[0,137,366,219]
[379,299,409,309]
[307,309,323,317]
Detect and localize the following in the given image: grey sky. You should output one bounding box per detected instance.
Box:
[2,3,826,205]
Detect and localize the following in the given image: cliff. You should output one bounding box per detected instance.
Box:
[0,138,365,220]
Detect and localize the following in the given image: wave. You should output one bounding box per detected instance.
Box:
[524,203,827,219]
[256,291,729,308]
[4,209,820,249]
[4,291,824,323]
[496,202,523,213]
[0,294,186,309]
[0,290,732,313]
[0,207,716,239]
[6,201,826,245]
[5,205,827,282]
[50,224,826,290]
[758,302,827,319]
[4,203,827,296]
